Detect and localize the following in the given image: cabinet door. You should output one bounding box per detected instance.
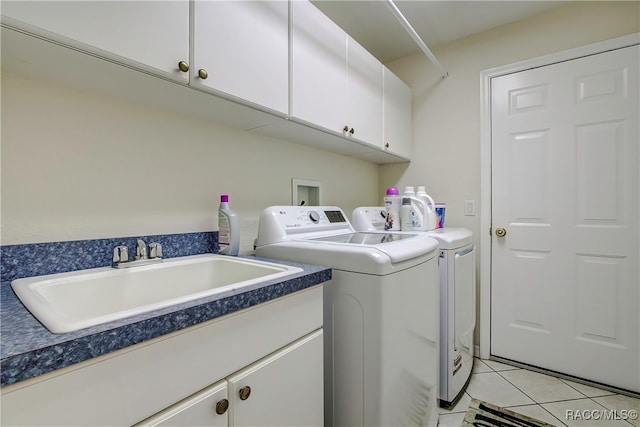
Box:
[135,380,228,427]
[346,36,383,147]
[228,330,323,427]
[290,0,347,133]
[1,1,189,83]
[383,68,412,157]
[193,1,288,114]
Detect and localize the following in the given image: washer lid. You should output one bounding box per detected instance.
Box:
[305,232,438,264]
[310,232,416,245]
[426,227,473,249]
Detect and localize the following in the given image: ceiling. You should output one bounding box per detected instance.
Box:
[310,1,568,64]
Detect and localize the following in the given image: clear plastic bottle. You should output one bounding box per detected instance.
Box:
[218,194,239,255]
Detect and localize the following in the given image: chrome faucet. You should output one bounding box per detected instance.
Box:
[136,239,147,260]
[112,239,163,268]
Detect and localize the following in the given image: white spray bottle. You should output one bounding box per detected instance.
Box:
[218,194,239,255]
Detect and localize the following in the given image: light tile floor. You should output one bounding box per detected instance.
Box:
[438,358,640,427]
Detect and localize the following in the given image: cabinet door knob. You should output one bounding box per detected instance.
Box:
[385,142,390,149]
[198,69,208,80]
[349,128,355,135]
[178,61,189,72]
[239,386,251,401]
[215,398,229,415]
[343,125,349,133]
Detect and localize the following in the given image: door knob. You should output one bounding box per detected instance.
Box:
[198,69,208,79]
[495,227,507,237]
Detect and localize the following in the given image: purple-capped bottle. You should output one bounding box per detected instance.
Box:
[218,194,239,255]
[383,187,401,231]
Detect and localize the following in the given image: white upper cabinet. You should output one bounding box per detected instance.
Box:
[346,36,383,148]
[383,68,412,158]
[291,1,383,147]
[1,0,190,83]
[290,0,348,134]
[2,0,410,163]
[192,1,289,114]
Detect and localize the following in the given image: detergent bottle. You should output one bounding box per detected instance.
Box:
[416,186,437,230]
[218,194,239,255]
[383,187,401,231]
[400,190,427,231]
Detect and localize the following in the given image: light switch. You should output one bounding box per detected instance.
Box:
[464,200,476,216]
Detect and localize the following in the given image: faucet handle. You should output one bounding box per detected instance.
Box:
[113,245,129,263]
[149,242,163,259]
[136,239,148,260]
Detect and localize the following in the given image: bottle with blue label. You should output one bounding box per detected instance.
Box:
[416,186,437,230]
[401,197,426,231]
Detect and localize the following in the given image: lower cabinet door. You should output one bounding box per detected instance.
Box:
[136,380,228,427]
[228,330,324,427]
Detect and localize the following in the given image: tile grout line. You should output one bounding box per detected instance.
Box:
[470,359,640,427]
[583,396,636,427]
[491,364,575,426]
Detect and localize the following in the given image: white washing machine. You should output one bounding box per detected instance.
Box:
[352,207,476,408]
[255,206,440,427]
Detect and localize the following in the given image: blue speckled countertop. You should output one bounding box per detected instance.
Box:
[0,257,330,387]
[0,233,331,387]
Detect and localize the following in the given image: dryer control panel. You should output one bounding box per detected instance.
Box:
[256,206,354,246]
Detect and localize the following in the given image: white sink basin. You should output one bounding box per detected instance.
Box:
[11,254,303,333]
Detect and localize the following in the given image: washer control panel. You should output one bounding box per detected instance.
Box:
[275,207,347,229]
[256,206,354,246]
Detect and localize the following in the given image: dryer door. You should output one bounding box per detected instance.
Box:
[454,245,476,354]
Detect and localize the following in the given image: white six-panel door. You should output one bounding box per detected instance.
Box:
[491,45,639,392]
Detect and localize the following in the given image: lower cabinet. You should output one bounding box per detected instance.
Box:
[1,286,323,426]
[137,329,323,427]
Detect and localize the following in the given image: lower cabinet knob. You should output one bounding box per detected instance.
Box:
[178,61,189,72]
[215,398,229,415]
[385,142,390,149]
[343,125,349,133]
[349,128,355,135]
[239,386,251,401]
[198,69,208,79]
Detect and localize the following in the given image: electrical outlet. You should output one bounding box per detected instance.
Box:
[464,200,476,216]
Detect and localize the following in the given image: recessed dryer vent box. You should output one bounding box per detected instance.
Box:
[292,179,322,206]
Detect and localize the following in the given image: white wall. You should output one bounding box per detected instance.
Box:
[2,2,637,261]
[0,71,379,252]
[382,1,639,239]
[382,1,639,343]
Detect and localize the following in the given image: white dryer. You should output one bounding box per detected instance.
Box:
[352,207,476,408]
[255,206,440,427]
